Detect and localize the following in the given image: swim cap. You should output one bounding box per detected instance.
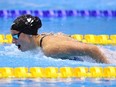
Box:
[11,14,42,35]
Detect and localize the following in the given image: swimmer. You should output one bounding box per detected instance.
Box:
[10,14,110,64]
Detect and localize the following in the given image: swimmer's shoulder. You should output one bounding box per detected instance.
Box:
[36,32,77,42]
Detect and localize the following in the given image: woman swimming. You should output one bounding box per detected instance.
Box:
[10,14,110,64]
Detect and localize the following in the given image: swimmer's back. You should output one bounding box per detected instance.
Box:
[37,33,88,58]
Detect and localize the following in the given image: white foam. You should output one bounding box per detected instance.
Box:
[0,44,116,67]
[98,45,116,64]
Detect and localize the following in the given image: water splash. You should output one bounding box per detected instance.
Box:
[98,45,116,64]
[0,44,115,67]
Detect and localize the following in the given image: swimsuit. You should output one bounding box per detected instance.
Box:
[39,35,47,48]
[39,33,53,48]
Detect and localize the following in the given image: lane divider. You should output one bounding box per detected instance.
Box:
[0,10,116,18]
[0,67,116,78]
[0,34,116,45]
[0,34,12,44]
[71,34,116,45]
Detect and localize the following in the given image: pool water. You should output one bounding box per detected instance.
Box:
[0,78,116,87]
[1,17,116,35]
[0,0,116,87]
[1,0,116,10]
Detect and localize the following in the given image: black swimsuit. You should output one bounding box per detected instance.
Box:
[39,33,54,48]
[39,35,47,48]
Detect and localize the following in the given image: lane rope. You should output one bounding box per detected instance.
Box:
[0,34,116,45]
[0,10,116,18]
[0,66,116,78]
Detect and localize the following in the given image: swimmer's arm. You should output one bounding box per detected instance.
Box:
[42,35,110,64]
[59,41,110,64]
[70,43,110,64]
[85,45,110,64]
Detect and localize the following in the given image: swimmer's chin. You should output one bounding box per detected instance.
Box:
[18,47,28,52]
[17,46,30,52]
[19,47,38,52]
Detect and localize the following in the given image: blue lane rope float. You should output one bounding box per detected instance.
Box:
[0,34,116,45]
[0,10,116,18]
[0,67,116,78]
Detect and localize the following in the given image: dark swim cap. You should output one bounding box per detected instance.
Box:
[11,14,42,35]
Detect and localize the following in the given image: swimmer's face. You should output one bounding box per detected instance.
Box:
[11,30,34,52]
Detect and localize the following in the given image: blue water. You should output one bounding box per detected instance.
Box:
[0,0,116,87]
[1,17,116,35]
[1,0,116,10]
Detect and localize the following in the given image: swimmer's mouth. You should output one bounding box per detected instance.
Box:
[16,44,21,49]
[18,45,21,49]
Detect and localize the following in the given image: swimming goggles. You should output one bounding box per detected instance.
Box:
[12,32,21,40]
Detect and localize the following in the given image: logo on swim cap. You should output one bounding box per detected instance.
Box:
[11,14,42,35]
